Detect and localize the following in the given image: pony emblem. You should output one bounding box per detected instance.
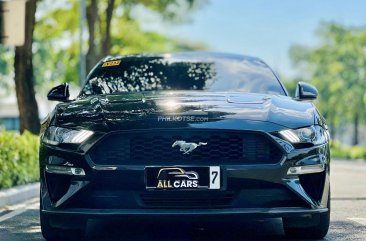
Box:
[172,140,207,154]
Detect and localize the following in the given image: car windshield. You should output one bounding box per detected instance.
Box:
[80,54,286,97]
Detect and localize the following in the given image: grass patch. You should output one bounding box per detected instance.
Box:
[331,140,366,160]
[0,131,39,189]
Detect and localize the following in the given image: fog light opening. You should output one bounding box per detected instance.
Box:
[287,164,325,175]
[46,165,86,176]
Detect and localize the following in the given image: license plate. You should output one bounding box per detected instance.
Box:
[145,166,221,190]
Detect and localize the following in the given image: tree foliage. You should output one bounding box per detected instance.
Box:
[32,0,207,90]
[0,131,39,188]
[84,0,206,72]
[0,46,14,97]
[289,22,366,145]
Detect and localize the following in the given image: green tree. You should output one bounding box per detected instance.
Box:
[33,0,207,88]
[289,22,366,145]
[85,0,206,73]
[14,0,40,134]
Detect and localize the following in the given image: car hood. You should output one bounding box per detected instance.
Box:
[54,91,316,132]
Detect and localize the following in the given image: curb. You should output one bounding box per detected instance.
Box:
[0,183,40,208]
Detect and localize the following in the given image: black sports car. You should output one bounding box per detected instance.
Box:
[39,52,330,240]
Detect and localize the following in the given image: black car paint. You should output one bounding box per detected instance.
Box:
[39,52,330,236]
[51,91,318,131]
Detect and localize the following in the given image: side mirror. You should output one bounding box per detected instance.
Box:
[295,82,318,100]
[47,83,70,102]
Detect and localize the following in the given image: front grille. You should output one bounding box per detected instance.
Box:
[88,129,283,165]
[140,191,235,208]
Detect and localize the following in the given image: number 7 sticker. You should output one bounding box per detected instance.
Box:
[209,166,220,189]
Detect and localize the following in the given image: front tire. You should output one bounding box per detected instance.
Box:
[283,195,330,239]
[40,188,87,241]
[40,212,86,241]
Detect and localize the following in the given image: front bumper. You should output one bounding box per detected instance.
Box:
[39,129,330,219]
[42,207,329,220]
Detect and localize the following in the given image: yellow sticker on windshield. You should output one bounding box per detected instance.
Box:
[102,60,121,67]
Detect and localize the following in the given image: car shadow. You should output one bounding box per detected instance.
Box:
[84,218,289,241]
[2,210,360,241]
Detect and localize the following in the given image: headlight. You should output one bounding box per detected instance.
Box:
[279,125,327,145]
[43,126,94,145]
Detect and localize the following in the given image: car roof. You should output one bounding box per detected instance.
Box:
[100,52,265,64]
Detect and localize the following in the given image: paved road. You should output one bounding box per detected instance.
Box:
[1,160,366,241]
